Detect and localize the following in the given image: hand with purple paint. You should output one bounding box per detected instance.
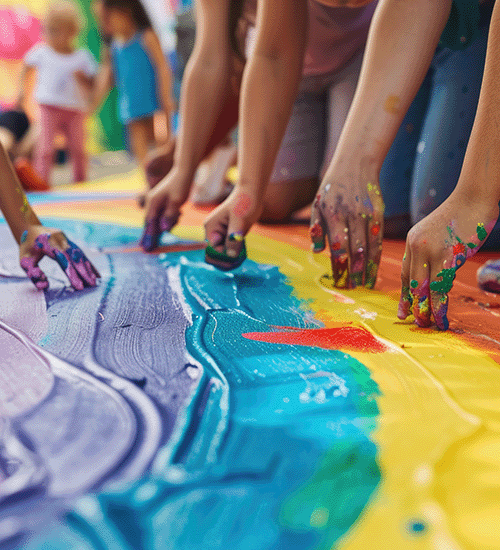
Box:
[140,171,188,251]
[398,195,498,330]
[310,161,384,289]
[19,226,100,291]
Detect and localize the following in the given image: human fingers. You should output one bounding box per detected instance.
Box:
[348,218,367,288]
[310,194,327,253]
[325,216,350,289]
[140,193,165,252]
[398,242,412,320]
[65,239,99,287]
[429,257,457,331]
[365,217,383,289]
[408,255,432,328]
[20,253,49,290]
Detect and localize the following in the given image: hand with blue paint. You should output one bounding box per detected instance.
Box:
[0,140,99,291]
[310,163,384,289]
[19,226,100,291]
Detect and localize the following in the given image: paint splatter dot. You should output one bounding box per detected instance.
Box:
[407,520,427,535]
[417,141,426,154]
[410,279,418,289]
[371,224,380,236]
[343,228,349,233]
[477,223,487,241]
[423,263,427,268]
[403,253,407,262]
[384,95,400,115]
[310,507,329,528]
[453,243,465,255]
[428,188,437,197]
[325,183,331,192]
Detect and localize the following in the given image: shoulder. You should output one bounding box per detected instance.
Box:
[24,42,48,63]
[141,28,161,49]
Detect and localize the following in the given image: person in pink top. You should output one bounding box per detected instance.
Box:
[140,0,377,251]
[18,1,97,184]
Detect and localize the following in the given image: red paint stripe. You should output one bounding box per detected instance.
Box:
[242,326,387,353]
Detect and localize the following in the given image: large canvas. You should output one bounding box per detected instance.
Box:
[1,171,500,550]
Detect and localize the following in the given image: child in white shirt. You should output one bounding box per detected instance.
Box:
[18,1,97,184]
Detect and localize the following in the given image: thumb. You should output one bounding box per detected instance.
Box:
[20,253,49,290]
[225,214,246,260]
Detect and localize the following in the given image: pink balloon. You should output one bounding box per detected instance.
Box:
[0,8,42,60]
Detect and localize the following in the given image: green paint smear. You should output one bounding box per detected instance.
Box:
[477,223,487,241]
[410,279,419,289]
[430,267,456,294]
[467,242,477,249]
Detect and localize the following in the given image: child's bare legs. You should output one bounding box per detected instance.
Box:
[128,116,155,175]
[34,105,59,183]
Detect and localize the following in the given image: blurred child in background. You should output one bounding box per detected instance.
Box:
[91,0,175,198]
[18,1,97,185]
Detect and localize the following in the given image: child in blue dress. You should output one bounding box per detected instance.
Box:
[92,0,174,191]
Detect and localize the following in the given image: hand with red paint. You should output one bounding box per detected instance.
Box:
[203,186,261,270]
[310,161,384,289]
[140,170,190,251]
[19,225,100,291]
[398,194,498,330]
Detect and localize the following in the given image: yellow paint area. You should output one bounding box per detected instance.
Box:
[33,175,500,550]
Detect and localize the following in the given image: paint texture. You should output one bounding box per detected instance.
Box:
[2,171,500,550]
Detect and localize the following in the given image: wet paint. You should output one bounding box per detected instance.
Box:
[205,240,247,271]
[243,326,388,353]
[384,95,401,115]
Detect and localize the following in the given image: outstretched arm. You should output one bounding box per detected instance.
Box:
[310,0,453,289]
[90,47,114,112]
[400,0,500,329]
[140,0,236,251]
[203,0,308,265]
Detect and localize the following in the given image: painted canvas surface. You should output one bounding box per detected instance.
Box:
[1,171,500,550]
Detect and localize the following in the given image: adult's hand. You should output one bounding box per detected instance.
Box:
[139,170,189,251]
[19,226,100,290]
[203,186,261,270]
[310,161,384,289]
[398,193,498,329]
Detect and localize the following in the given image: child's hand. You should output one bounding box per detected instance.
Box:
[310,161,384,289]
[398,194,498,330]
[19,225,100,291]
[139,171,189,251]
[203,186,261,269]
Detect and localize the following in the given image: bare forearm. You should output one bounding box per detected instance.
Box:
[455,0,500,204]
[0,143,40,243]
[173,55,232,182]
[327,0,452,176]
[237,0,307,198]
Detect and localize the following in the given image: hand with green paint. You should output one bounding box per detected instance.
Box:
[310,160,384,289]
[398,196,498,330]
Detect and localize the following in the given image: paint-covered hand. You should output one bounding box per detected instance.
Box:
[310,166,384,289]
[398,196,498,330]
[19,226,100,291]
[140,171,187,251]
[203,187,260,270]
